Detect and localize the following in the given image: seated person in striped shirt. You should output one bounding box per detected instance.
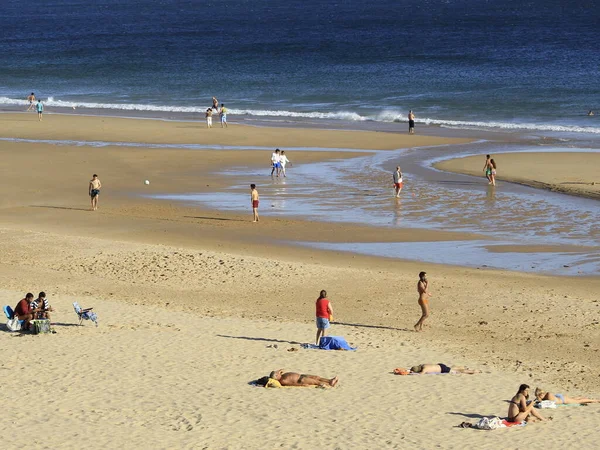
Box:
[31,291,53,320]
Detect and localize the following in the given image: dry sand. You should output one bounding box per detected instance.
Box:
[435,152,600,200]
[1,115,599,449]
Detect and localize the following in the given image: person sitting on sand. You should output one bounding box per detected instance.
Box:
[508,384,548,423]
[535,387,599,405]
[14,293,35,330]
[269,369,339,387]
[31,291,53,321]
[409,364,480,375]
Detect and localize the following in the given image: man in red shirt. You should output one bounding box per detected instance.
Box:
[14,293,35,329]
[315,290,333,345]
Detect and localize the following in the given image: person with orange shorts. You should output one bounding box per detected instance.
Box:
[393,166,403,197]
[414,271,431,332]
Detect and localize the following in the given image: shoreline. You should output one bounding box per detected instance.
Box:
[435,152,600,201]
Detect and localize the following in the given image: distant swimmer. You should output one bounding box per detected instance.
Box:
[27,92,36,111]
[212,96,219,110]
[250,183,259,222]
[414,271,431,332]
[89,173,102,211]
[393,166,403,197]
[588,110,595,116]
[36,99,44,121]
[408,110,415,134]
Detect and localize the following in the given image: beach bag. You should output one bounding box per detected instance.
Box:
[536,400,556,409]
[6,317,21,332]
[31,319,51,335]
[474,417,504,430]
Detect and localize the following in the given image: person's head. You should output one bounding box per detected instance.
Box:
[250,183,256,190]
[221,103,224,107]
[534,387,545,400]
[281,151,285,155]
[419,271,427,282]
[409,110,412,113]
[31,92,35,96]
[275,149,280,153]
[486,154,490,159]
[396,166,401,171]
[38,292,46,299]
[269,369,283,380]
[26,293,34,300]
[490,159,496,168]
[38,99,41,102]
[319,290,327,299]
[410,365,423,373]
[92,174,98,179]
[518,384,530,398]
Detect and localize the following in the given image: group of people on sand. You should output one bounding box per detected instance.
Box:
[270,148,291,177]
[507,384,599,423]
[26,92,44,121]
[205,96,228,128]
[483,154,498,186]
[12,292,54,331]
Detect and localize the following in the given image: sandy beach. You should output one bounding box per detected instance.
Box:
[1,114,599,449]
[435,152,600,200]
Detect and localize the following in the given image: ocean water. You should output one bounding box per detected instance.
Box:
[1,0,599,133]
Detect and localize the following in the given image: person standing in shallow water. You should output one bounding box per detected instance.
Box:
[27,92,36,111]
[89,174,101,211]
[483,154,492,184]
[414,271,431,332]
[393,166,403,197]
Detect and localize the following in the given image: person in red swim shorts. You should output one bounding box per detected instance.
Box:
[250,184,259,222]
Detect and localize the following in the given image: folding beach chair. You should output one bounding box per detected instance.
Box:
[4,305,24,331]
[73,302,98,326]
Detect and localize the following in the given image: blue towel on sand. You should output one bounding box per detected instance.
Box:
[319,336,356,351]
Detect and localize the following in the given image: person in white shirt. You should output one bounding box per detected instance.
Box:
[279,151,291,177]
[393,166,403,197]
[270,149,281,177]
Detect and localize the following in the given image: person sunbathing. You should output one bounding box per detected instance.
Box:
[269,369,339,387]
[508,384,548,423]
[409,364,480,374]
[535,387,599,405]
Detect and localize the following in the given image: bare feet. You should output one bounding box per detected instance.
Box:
[329,376,339,387]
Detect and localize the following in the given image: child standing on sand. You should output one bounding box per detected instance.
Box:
[250,184,259,222]
[36,99,44,121]
[315,290,333,345]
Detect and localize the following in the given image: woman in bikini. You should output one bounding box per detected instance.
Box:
[507,384,548,423]
[535,387,599,405]
[414,271,431,332]
[490,159,497,186]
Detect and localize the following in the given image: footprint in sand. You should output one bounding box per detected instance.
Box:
[171,413,202,432]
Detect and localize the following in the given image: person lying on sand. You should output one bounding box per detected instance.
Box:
[535,387,600,405]
[409,364,480,374]
[269,369,339,387]
[508,384,549,423]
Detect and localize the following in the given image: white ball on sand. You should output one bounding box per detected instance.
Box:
[144,180,150,185]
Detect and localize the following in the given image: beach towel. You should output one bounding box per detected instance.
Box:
[535,400,557,409]
[318,336,356,351]
[465,417,525,430]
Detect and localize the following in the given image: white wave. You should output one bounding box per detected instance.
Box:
[1,96,598,134]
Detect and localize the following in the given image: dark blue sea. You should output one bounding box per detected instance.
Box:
[1,0,599,133]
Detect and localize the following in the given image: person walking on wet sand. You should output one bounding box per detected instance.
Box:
[483,154,492,184]
[490,158,497,186]
[315,290,333,345]
[393,166,403,197]
[250,184,259,222]
[89,174,102,211]
[27,92,36,111]
[414,271,431,332]
[408,110,415,134]
[36,99,44,121]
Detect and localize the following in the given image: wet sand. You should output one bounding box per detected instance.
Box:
[1,114,599,448]
[436,152,600,200]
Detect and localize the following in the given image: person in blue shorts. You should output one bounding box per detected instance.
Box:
[36,99,44,121]
[315,290,333,345]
